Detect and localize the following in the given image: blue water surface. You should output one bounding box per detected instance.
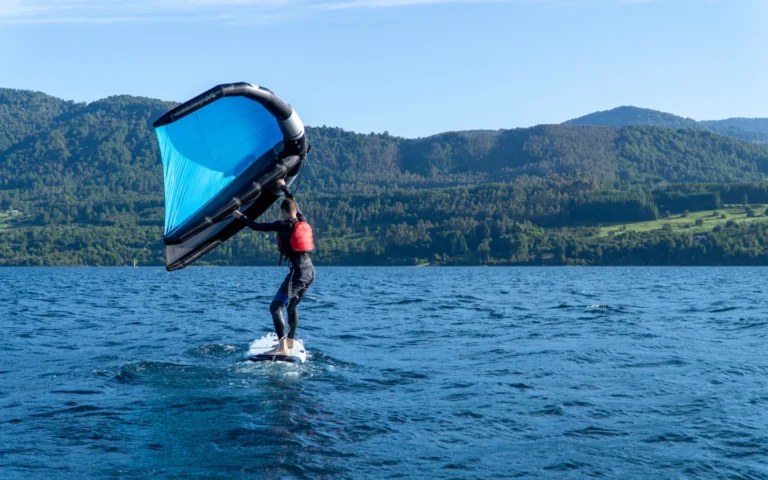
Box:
[1,267,767,479]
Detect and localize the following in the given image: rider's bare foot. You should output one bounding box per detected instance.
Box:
[265,338,290,355]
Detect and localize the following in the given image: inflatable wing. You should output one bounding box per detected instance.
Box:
[153,83,307,271]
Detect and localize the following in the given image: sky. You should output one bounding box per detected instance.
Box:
[1,0,766,137]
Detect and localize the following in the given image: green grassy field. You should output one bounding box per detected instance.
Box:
[599,205,768,237]
[0,212,29,230]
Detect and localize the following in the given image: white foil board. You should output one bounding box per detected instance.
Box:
[246,333,307,363]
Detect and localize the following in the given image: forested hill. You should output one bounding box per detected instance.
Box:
[565,106,700,130]
[3,88,768,204]
[565,106,768,146]
[0,89,73,152]
[2,88,768,267]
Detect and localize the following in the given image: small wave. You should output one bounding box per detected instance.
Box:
[436,304,459,310]
[441,381,475,390]
[185,344,238,358]
[307,302,337,310]
[336,334,366,340]
[531,405,565,416]
[621,358,688,368]
[550,303,573,309]
[573,290,599,299]
[562,400,594,408]
[586,304,610,309]
[50,390,103,395]
[114,361,199,385]
[544,461,589,472]
[564,426,628,438]
[361,370,426,388]
[631,333,659,339]
[394,299,425,305]
[443,459,481,471]
[455,410,484,419]
[29,404,103,419]
[732,321,768,331]
[643,433,698,444]
[501,382,534,391]
[710,306,739,313]
[456,295,481,301]
[380,368,428,380]
[568,354,601,365]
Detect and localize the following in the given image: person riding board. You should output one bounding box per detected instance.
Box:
[233,178,316,355]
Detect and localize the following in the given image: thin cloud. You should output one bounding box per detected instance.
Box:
[0,0,664,24]
[322,0,515,9]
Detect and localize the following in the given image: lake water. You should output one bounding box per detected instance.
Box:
[1,267,767,479]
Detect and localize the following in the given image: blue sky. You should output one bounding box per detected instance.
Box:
[1,0,766,137]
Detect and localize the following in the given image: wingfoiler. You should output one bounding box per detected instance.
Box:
[153,83,308,271]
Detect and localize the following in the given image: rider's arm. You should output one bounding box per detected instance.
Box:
[281,185,306,221]
[233,211,278,231]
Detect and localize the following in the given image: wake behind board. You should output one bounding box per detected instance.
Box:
[246,333,307,363]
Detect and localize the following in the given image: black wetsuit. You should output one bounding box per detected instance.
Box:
[239,191,315,340]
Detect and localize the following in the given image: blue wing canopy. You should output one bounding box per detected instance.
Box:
[156,97,284,236]
[153,83,307,272]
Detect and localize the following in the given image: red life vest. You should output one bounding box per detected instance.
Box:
[276,220,315,257]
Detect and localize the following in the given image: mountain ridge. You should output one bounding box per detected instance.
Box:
[2,89,768,201]
[564,105,768,145]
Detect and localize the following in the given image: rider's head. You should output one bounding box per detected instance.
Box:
[280,198,298,221]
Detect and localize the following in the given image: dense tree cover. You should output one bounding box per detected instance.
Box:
[651,183,768,214]
[0,92,174,198]
[3,180,768,266]
[702,118,768,135]
[3,90,768,204]
[616,127,768,183]
[566,106,701,130]
[0,89,72,152]
[2,88,768,266]
[309,124,768,188]
[3,206,768,267]
[565,106,768,146]
[548,221,768,266]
